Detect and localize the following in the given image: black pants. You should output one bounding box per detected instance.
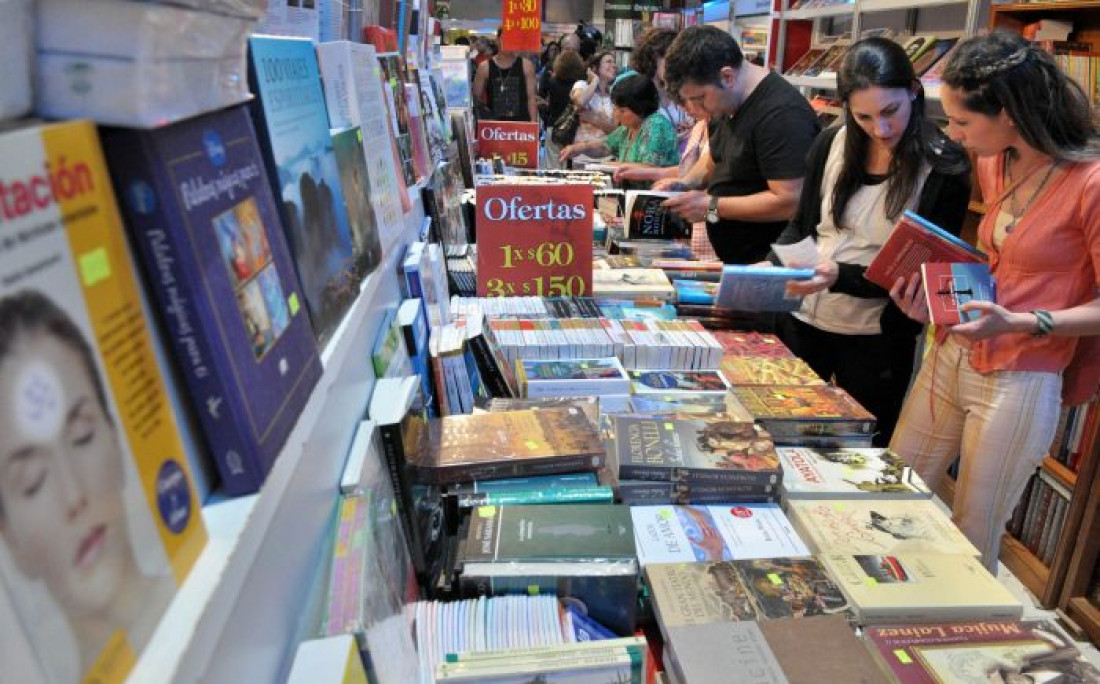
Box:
[776,314,917,448]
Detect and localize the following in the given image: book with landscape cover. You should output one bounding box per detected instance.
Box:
[629,369,731,394]
[624,191,692,240]
[715,264,814,312]
[631,505,807,564]
[414,406,606,485]
[864,210,985,290]
[517,357,630,398]
[460,504,636,563]
[921,261,996,325]
[719,356,825,386]
[777,447,932,499]
[613,415,781,487]
[247,35,361,345]
[786,499,980,556]
[592,267,675,302]
[330,127,384,279]
[865,619,1100,684]
[0,120,207,683]
[732,385,877,437]
[820,552,1023,625]
[101,105,323,496]
[645,557,850,634]
[665,616,888,684]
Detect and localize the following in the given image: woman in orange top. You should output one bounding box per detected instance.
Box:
[890,32,1100,569]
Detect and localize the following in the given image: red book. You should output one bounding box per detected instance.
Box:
[865,210,985,290]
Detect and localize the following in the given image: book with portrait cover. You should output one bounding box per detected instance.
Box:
[776,447,932,499]
[864,619,1100,684]
[0,120,207,683]
[247,35,361,346]
[921,261,996,325]
[624,191,691,240]
[644,557,850,634]
[719,356,825,386]
[414,406,606,485]
[630,505,807,565]
[786,499,980,556]
[101,105,323,496]
[864,210,985,290]
[731,385,877,437]
[613,415,781,488]
[819,552,1022,625]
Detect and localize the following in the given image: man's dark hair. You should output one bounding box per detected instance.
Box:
[611,73,660,118]
[663,25,744,100]
[630,27,677,80]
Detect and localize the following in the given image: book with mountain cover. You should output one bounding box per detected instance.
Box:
[624,191,691,240]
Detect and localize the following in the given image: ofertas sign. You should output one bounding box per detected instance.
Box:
[477,120,539,169]
[501,0,541,53]
[477,184,594,297]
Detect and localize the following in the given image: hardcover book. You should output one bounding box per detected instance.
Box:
[719,356,824,386]
[820,552,1022,625]
[0,120,207,683]
[921,262,996,325]
[460,504,636,563]
[777,447,932,499]
[414,406,606,485]
[628,369,731,394]
[865,619,1100,684]
[101,105,323,496]
[517,357,631,398]
[631,505,807,564]
[627,392,755,422]
[864,210,984,290]
[786,499,980,556]
[732,385,877,436]
[591,268,675,302]
[331,127,384,279]
[613,415,781,487]
[247,35,360,346]
[710,331,795,358]
[665,616,888,684]
[715,264,814,312]
[645,557,850,632]
[624,191,692,240]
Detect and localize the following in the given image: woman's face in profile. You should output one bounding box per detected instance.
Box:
[0,333,128,620]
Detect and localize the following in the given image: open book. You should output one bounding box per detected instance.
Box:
[625,190,692,240]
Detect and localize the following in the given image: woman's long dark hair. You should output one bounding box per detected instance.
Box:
[831,37,965,227]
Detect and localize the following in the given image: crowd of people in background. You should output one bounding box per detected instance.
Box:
[448,23,1100,571]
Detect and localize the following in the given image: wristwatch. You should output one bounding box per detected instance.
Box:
[706,195,720,224]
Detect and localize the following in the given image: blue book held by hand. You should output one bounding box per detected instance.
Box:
[716,265,815,312]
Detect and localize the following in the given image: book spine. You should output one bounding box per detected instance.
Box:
[377,422,427,574]
[760,419,876,437]
[452,486,614,507]
[420,453,603,485]
[103,134,262,495]
[466,333,511,397]
[619,464,779,488]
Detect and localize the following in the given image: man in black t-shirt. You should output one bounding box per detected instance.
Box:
[657,26,820,264]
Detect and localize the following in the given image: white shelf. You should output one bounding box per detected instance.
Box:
[784,3,854,19]
[127,200,424,683]
[783,74,838,89]
[860,0,967,11]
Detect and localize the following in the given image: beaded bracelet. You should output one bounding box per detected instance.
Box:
[1031,309,1054,337]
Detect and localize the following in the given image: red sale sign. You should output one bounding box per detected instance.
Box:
[476,184,594,298]
[501,0,541,53]
[477,120,539,169]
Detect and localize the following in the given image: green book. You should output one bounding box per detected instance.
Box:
[461,504,636,563]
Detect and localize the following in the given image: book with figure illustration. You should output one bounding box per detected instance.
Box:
[777,447,932,499]
[864,210,985,290]
[101,104,323,496]
[786,499,980,556]
[732,385,877,439]
[0,120,207,684]
[624,191,692,240]
[630,505,807,565]
[715,264,814,312]
[248,35,360,346]
[921,261,996,325]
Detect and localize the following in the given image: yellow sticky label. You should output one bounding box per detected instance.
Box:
[664,422,674,430]
[833,502,847,511]
[528,585,540,596]
[894,650,913,664]
[525,439,539,450]
[478,506,497,518]
[79,247,111,286]
[865,577,879,586]
[288,292,301,315]
[658,508,673,520]
[767,573,783,586]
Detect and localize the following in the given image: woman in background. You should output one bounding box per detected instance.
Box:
[567,51,618,158]
[541,50,588,170]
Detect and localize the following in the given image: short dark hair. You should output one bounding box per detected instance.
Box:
[553,50,586,84]
[611,73,660,118]
[631,27,677,79]
[663,26,744,100]
[587,51,614,72]
[943,31,1100,162]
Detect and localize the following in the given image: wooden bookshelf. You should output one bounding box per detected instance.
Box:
[990,1,1100,49]
[1043,455,1078,490]
[1001,533,1052,600]
[1059,429,1100,645]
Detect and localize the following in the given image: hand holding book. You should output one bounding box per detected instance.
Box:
[784,260,838,297]
[661,190,708,223]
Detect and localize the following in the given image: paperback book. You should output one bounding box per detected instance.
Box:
[777,447,932,499]
[631,505,807,564]
[101,104,323,496]
[516,358,631,398]
[624,191,692,240]
[864,210,984,290]
[628,369,731,394]
[591,268,675,302]
[710,331,795,358]
[719,356,824,386]
[786,499,980,556]
[921,261,996,325]
[460,504,636,563]
[715,264,814,312]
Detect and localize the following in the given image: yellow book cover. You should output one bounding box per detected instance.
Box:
[787,499,978,557]
[0,120,207,683]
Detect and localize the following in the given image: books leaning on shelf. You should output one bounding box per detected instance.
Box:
[0,120,208,683]
[921,262,996,325]
[785,48,827,77]
[715,264,814,312]
[624,191,692,240]
[777,447,933,500]
[864,210,985,290]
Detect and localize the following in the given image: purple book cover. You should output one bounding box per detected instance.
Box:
[101,105,322,496]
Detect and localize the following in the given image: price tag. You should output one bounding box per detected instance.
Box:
[476,184,594,298]
[477,121,539,169]
[501,0,541,52]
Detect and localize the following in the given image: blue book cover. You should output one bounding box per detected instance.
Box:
[101,105,322,496]
[397,296,438,417]
[922,261,996,325]
[716,265,815,312]
[674,279,717,305]
[331,127,384,280]
[247,35,360,346]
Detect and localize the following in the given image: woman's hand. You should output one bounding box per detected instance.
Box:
[889,273,930,324]
[785,260,838,297]
[662,191,708,223]
[587,67,598,84]
[950,301,1033,341]
[559,144,576,162]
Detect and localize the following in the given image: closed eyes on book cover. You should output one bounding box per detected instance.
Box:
[101,105,322,496]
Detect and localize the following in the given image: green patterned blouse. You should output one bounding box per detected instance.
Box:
[606,113,678,167]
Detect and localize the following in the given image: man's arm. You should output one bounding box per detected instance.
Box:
[472,61,489,104]
[714,177,803,222]
[653,147,713,191]
[524,58,538,123]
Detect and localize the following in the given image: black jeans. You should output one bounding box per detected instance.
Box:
[776,313,918,448]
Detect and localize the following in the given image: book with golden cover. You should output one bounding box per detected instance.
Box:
[414,406,605,484]
[719,356,825,387]
[732,385,876,438]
